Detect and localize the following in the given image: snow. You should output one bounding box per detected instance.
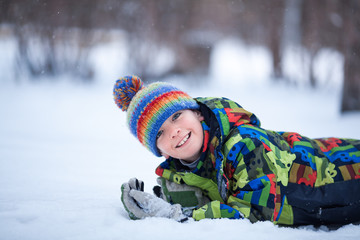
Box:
[1,36,360,240]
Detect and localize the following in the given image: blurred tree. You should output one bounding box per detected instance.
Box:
[226,0,286,81]
[117,0,217,79]
[262,0,286,80]
[0,0,11,22]
[340,0,360,112]
[301,0,343,88]
[302,0,323,87]
[164,0,218,77]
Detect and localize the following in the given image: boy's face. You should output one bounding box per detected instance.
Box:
[156,110,204,162]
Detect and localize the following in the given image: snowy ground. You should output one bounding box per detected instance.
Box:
[1,37,360,240]
[1,79,360,240]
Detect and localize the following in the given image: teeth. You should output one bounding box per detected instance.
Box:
[177,133,190,147]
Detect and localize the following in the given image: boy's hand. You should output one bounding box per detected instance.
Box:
[121,178,188,222]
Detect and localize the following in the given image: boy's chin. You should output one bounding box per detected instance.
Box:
[182,151,202,163]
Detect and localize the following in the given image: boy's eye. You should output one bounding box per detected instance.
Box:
[172,112,181,121]
[156,130,163,139]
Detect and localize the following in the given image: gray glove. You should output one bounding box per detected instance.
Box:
[127,177,144,191]
[121,178,187,222]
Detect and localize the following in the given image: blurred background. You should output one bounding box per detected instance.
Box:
[0,0,359,112]
[1,2,360,238]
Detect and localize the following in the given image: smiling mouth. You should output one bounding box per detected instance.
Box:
[176,132,191,148]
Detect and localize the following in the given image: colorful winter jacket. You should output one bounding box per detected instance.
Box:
[155,97,360,225]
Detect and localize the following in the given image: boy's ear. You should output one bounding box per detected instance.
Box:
[158,148,170,159]
[195,110,204,121]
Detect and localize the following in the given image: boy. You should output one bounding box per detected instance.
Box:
[114,75,360,226]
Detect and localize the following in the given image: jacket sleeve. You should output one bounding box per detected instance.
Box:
[219,124,297,224]
[192,200,243,220]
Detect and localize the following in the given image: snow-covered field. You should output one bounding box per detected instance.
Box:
[1,37,360,240]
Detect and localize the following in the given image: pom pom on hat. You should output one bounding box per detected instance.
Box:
[113,75,144,111]
[113,75,199,157]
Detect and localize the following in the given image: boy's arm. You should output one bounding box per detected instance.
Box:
[192,200,243,220]
[155,177,244,220]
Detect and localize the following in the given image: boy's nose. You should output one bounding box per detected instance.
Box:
[171,128,181,139]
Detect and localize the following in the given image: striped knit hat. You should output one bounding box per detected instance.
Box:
[113,75,199,157]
